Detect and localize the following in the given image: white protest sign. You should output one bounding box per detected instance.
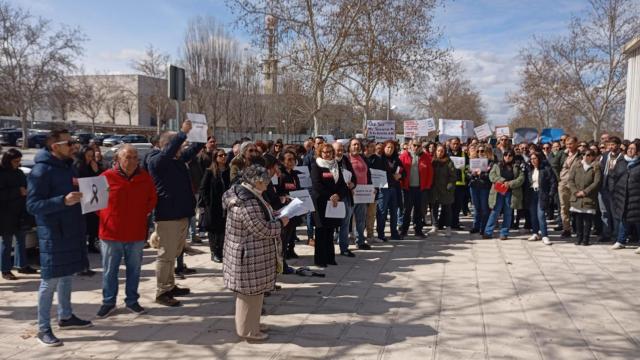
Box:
[325,201,346,218]
[353,184,376,204]
[289,189,315,212]
[367,120,396,141]
[438,119,475,142]
[369,168,388,188]
[474,123,492,140]
[294,166,312,188]
[404,120,418,138]
[78,176,109,214]
[417,118,436,135]
[450,156,466,170]
[186,113,208,143]
[277,198,308,218]
[495,126,511,138]
[271,175,278,185]
[469,158,489,172]
[342,169,352,184]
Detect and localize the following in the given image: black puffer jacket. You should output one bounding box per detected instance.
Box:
[610,157,640,223]
[0,166,28,233]
[525,162,557,211]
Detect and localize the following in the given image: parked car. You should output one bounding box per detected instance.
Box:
[102,135,126,147]
[121,134,148,144]
[72,132,94,145]
[103,142,153,165]
[16,131,50,148]
[0,128,24,146]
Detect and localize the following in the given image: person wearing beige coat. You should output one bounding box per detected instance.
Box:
[568,149,601,246]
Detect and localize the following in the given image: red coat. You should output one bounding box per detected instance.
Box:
[98,167,157,242]
[399,150,433,190]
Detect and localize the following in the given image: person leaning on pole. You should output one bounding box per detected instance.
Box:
[26,129,93,347]
[147,120,204,307]
[95,144,157,319]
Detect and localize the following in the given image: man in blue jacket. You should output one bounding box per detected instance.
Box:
[27,129,93,347]
[147,120,203,307]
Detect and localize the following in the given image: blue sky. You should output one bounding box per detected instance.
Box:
[11,0,589,125]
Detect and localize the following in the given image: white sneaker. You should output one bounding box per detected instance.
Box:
[445,228,451,237]
[428,227,438,234]
[542,237,551,245]
[611,242,626,250]
[528,234,540,241]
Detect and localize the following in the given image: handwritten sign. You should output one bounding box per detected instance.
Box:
[369,168,388,188]
[186,113,207,143]
[438,119,475,142]
[294,166,312,188]
[404,120,418,138]
[474,123,492,140]
[367,120,396,141]
[450,156,466,170]
[418,118,436,134]
[78,176,109,214]
[289,189,315,213]
[353,184,376,204]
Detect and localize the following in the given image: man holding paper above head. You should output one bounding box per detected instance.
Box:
[27,129,93,347]
[310,143,350,267]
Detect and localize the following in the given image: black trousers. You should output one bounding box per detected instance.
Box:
[401,187,424,233]
[574,212,594,244]
[208,230,225,259]
[451,186,466,228]
[314,226,336,266]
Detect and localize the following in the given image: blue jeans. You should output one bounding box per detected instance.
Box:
[353,203,367,245]
[485,192,513,237]
[38,275,73,332]
[469,187,490,232]
[337,198,354,252]
[396,187,404,228]
[101,240,145,306]
[616,221,640,245]
[528,191,548,237]
[377,188,399,239]
[189,216,196,240]
[306,213,314,239]
[1,232,27,271]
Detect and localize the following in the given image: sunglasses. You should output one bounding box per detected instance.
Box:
[216,154,226,158]
[504,154,513,157]
[478,149,485,153]
[53,140,76,147]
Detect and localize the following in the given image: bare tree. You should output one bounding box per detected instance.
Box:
[73,75,108,133]
[412,61,486,126]
[102,76,124,124]
[120,89,137,127]
[519,0,639,139]
[48,79,77,122]
[131,44,171,133]
[0,1,84,148]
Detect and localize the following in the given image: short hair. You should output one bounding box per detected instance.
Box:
[1,148,22,168]
[149,135,160,146]
[262,153,278,169]
[159,131,177,149]
[314,136,325,143]
[46,129,70,149]
[608,136,621,146]
[241,164,271,186]
[117,144,138,160]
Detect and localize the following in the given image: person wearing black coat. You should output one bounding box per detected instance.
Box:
[0,149,38,280]
[525,152,557,245]
[276,150,303,260]
[74,146,103,256]
[199,149,230,263]
[610,140,640,250]
[310,144,350,267]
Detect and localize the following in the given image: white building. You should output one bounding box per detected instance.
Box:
[624,36,640,140]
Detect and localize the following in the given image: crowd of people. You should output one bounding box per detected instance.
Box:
[0,122,639,347]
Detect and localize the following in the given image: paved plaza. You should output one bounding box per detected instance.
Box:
[1,220,640,359]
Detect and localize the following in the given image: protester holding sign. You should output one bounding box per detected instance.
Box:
[429,144,456,237]
[310,144,349,267]
[484,149,524,240]
[371,140,403,241]
[276,150,304,261]
[96,145,157,319]
[399,139,433,238]
[334,142,357,257]
[27,129,93,347]
[74,146,104,258]
[525,151,556,245]
[467,144,493,234]
[199,148,230,263]
[347,138,373,250]
[446,137,468,230]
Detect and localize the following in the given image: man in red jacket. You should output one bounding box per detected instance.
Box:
[96,145,157,318]
[399,139,433,238]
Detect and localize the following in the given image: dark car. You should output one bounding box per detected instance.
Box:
[72,132,94,145]
[102,135,126,147]
[0,128,24,146]
[91,133,112,146]
[16,132,50,148]
[121,134,148,144]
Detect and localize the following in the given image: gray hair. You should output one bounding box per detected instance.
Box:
[239,141,254,155]
[159,131,177,149]
[241,164,271,187]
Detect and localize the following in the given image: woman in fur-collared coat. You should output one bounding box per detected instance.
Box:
[222,164,288,342]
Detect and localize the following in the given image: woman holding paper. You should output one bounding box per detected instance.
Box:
[467,144,493,234]
[483,149,524,240]
[525,151,556,245]
[370,140,403,241]
[277,150,303,261]
[430,145,456,237]
[74,146,104,257]
[310,144,349,267]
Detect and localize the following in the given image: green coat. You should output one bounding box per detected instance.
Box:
[488,163,524,210]
[568,162,601,211]
[430,158,456,205]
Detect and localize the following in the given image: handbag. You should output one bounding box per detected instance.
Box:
[494,182,509,195]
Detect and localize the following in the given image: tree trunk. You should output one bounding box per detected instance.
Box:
[91,118,96,134]
[21,112,29,150]
[128,113,132,127]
